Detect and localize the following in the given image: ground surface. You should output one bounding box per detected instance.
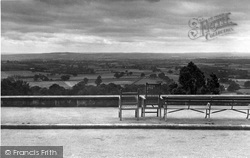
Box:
[2,129,250,158]
[2,107,250,158]
[2,107,250,125]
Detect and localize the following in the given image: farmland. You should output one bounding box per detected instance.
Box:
[2,52,250,94]
[1,70,178,88]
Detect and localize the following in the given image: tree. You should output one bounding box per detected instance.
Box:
[220,78,229,83]
[39,87,49,95]
[179,62,205,94]
[220,85,225,92]
[161,84,170,94]
[83,78,89,84]
[206,73,220,94]
[169,82,178,93]
[34,74,39,81]
[114,72,121,79]
[168,70,173,74]
[244,81,250,88]
[1,78,30,95]
[30,86,42,95]
[171,86,186,94]
[41,75,49,81]
[158,72,165,79]
[99,83,121,94]
[151,66,160,72]
[72,81,87,94]
[61,75,70,81]
[114,72,124,79]
[140,73,145,78]
[95,75,102,86]
[120,72,125,77]
[34,74,49,81]
[48,84,66,95]
[227,81,240,92]
[149,74,157,79]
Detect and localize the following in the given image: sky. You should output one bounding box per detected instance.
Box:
[1,0,250,54]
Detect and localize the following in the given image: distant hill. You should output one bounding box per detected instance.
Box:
[1,52,250,61]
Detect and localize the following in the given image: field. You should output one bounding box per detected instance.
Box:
[2,59,182,89]
[231,79,250,87]
[1,71,48,79]
[2,69,166,88]
[2,70,250,94]
[237,89,250,94]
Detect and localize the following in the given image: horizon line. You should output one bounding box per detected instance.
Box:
[1,52,250,55]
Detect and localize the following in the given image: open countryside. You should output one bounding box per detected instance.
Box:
[2,53,250,95]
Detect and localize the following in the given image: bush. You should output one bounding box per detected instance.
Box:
[140,73,145,77]
[1,78,30,95]
[227,81,240,92]
[95,75,102,86]
[244,81,250,88]
[149,74,157,78]
[61,75,70,81]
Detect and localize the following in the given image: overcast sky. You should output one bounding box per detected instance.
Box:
[1,0,250,54]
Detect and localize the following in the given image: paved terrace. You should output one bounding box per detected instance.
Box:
[2,107,250,126]
[2,95,250,158]
[1,95,250,129]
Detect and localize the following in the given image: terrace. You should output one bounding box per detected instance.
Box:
[1,95,250,128]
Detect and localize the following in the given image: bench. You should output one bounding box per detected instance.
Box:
[207,95,250,119]
[162,95,250,121]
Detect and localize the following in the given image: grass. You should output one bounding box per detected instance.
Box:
[237,89,250,94]
[231,79,250,87]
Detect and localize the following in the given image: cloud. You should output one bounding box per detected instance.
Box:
[168,1,218,16]
[1,0,163,37]
[1,0,250,53]
[37,0,160,6]
[37,0,90,6]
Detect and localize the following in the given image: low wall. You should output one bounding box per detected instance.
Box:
[1,95,249,107]
[1,95,120,107]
